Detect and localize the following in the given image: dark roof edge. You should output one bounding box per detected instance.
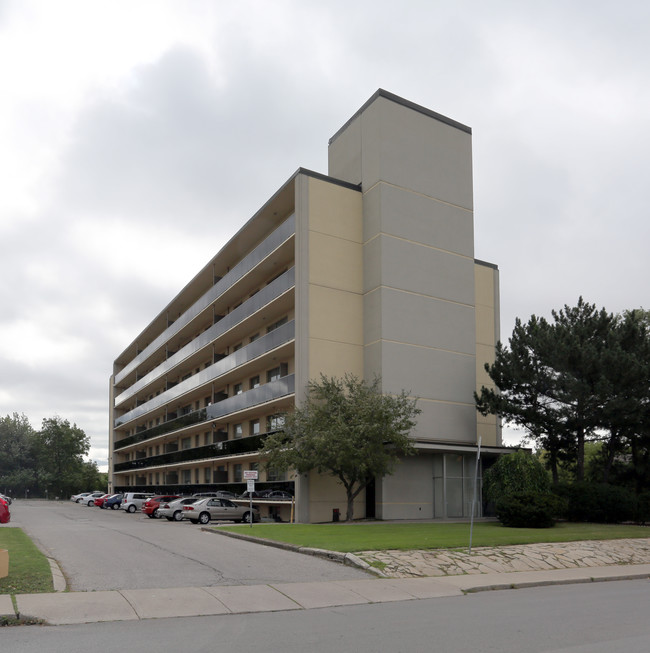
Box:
[329,89,472,145]
[295,167,362,192]
[474,258,499,270]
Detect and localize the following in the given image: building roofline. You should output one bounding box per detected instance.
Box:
[474,258,499,270]
[329,88,472,145]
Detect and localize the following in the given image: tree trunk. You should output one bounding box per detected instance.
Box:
[576,426,585,482]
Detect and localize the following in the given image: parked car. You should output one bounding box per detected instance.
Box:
[192,490,236,500]
[0,493,12,505]
[0,496,9,524]
[121,492,154,513]
[93,494,111,507]
[183,497,260,525]
[158,497,200,522]
[261,490,294,501]
[82,491,106,506]
[102,494,123,510]
[70,492,92,503]
[142,495,181,519]
[238,490,263,500]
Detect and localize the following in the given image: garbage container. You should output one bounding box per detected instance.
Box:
[332,508,340,522]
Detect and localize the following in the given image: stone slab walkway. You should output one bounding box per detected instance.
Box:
[358,538,650,578]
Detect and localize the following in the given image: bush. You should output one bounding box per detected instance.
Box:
[495,492,556,528]
[636,492,650,524]
[553,482,637,523]
[483,450,550,504]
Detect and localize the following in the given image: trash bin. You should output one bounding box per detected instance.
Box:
[332,508,340,522]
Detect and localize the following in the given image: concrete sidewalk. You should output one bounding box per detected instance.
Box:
[4,564,650,626]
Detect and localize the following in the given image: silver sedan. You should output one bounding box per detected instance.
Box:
[158,497,199,522]
[183,498,260,525]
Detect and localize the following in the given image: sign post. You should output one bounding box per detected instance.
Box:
[243,470,258,527]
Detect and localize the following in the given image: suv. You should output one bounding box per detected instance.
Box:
[121,492,154,513]
[142,495,180,519]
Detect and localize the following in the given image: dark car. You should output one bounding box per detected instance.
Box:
[102,494,123,510]
[261,490,294,501]
[142,495,181,519]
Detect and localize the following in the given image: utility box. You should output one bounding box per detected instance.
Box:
[0,549,8,579]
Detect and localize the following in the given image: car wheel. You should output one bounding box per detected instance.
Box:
[76,498,82,503]
[147,513,154,518]
[242,512,251,524]
[198,512,210,525]
[111,503,119,510]
[87,500,94,506]
[153,508,160,519]
[173,511,183,522]
[127,504,136,513]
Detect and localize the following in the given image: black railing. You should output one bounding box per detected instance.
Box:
[113,481,295,497]
[113,434,269,472]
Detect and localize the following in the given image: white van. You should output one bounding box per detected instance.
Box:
[121,492,154,513]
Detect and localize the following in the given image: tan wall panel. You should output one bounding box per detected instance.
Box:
[307,178,363,243]
[308,340,363,381]
[309,231,363,293]
[308,470,365,523]
[309,284,363,345]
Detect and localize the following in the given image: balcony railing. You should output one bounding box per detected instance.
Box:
[113,375,295,451]
[113,433,269,472]
[114,214,295,385]
[114,319,294,428]
[115,267,295,410]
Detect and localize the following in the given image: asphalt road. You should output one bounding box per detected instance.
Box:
[9,500,369,591]
[3,580,650,652]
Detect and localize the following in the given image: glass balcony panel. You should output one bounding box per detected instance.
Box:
[113,375,294,450]
[114,214,295,385]
[114,320,294,427]
[115,267,295,408]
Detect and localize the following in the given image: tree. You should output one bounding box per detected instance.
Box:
[262,375,420,521]
[0,413,37,496]
[33,417,90,497]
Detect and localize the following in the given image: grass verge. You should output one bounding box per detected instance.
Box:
[218,521,649,553]
[0,527,53,595]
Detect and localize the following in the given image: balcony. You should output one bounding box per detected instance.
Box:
[114,319,295,428]
[114,214,295,386]
[114,267,295,410]
[113,374,295,451]
[113,434,268,472]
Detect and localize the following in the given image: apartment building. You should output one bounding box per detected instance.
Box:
[109,89,504,522]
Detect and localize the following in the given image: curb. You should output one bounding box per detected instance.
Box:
[202,527,388,576]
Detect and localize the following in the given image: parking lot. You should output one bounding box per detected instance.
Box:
[8,500,369,591]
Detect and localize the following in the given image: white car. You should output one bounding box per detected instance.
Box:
[158,497,200,522]
[70,492,92,502]
[121,492,154,513]
[80,491,105,506]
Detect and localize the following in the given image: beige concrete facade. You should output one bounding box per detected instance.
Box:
[109,90,503,522]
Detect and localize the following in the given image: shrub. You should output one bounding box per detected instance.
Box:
[483,450,550,504]
[495,492,556,528]
[636,492,650,524]
[554,482,637,523]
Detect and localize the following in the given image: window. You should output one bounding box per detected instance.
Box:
[233,464,243,482]
[250,375,260,389]
[181,437,192,450]
[267,414,285,432]
[233,342,242,352]
[267,467,286,482]
[249,332,259,342]
[182,470,191,484]
[249,419,260,435]
[233,423,243,439]
[267,363,288,383]
[204,468,211,483]
[234,382,243,395]
[266,316,287,334]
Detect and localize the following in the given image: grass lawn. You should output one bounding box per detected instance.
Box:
[219,521,650,553]
[0,527,53,595]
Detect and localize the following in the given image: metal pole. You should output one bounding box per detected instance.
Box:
[469,437,482,554]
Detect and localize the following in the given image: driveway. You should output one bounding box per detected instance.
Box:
[9,500,369,591]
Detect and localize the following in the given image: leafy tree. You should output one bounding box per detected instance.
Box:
[262,374,420,521]
[0,413,37,495]
[33,417,90,498]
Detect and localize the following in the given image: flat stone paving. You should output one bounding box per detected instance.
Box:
[358,538,650,578]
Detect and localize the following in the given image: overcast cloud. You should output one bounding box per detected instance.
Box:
[1,1,648,468]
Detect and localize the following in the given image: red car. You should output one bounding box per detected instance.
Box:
[142,495,180,519]
[93,494,111,507]
[0,497,9,524]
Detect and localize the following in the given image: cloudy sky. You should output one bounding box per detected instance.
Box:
[1,1,649,468]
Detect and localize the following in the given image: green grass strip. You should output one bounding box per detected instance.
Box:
[219,521,650,553]
[0,527,53,595]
